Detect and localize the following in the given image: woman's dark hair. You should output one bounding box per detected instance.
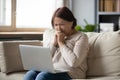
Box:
[51,7,77,29]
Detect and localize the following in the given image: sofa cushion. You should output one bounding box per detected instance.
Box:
[0,42,3,72]
[88,76,120,80]
[43,29,120,77]
[86,30,120,77]
[43,29,55,47]
[0,40,42,74]
[0,71,26,80]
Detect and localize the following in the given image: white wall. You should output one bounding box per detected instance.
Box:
[72,0,95,27]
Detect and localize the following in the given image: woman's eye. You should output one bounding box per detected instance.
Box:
[54,24,57,26]
[60,24,64,26]
[54,24,65,27]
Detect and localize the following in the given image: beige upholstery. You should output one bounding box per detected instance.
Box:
[0,71,26,80]
[0,30,120,80]
[43,29,120,79]
[0,40,42,74]
[86,31,120,77]
[0,42,2,71]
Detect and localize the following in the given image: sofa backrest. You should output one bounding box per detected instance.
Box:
[43,29,55,47]
[86,31,120,77]
[43,29,120,77]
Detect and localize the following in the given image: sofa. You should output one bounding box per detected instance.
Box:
[0,29,120,80]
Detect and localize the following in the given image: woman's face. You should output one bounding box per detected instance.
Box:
[53,17,73,36]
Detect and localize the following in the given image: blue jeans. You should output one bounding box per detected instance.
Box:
[24,70,72,80]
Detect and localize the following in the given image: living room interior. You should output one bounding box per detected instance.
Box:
[0,0,120,80]
[1,0,119,40]
[0,0,95,41]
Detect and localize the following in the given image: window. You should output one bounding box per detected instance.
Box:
[0,0,55,32]
[0,0,11,26]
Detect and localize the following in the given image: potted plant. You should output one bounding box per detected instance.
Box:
[75,19,97,32]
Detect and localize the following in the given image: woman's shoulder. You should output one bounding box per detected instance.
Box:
[76,31,88,37]
[70,31,88,41]
[73,31,89,44]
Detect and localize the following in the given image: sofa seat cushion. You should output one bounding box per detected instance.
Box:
[88,76,120,80]
[72,76,120,80]
[0,71,26,80]
[1,72,120,80]
[86,30,120,77]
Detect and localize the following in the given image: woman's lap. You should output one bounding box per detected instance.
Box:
[35,71,71,80]
[24,70,39,80]
[24,70,71,80]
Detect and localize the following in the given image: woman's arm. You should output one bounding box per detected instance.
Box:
[60,34,89,67]
[50,44,57,57]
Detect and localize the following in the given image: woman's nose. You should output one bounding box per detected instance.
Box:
[57,25,61,31]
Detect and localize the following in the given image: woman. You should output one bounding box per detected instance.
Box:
[24,6,89,80]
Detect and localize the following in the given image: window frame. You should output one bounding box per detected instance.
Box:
[0,0,48,32]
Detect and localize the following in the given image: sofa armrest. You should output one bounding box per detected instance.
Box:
[0,40,42,73]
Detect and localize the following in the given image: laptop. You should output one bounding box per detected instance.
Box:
[19,45,55,73]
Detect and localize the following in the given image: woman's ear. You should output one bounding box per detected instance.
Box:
[71,21,75,29]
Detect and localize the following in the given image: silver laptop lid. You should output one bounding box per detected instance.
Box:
[19,45,55,73]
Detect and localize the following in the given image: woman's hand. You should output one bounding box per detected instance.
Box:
[53,34,58,47]
[56,31,65,47]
